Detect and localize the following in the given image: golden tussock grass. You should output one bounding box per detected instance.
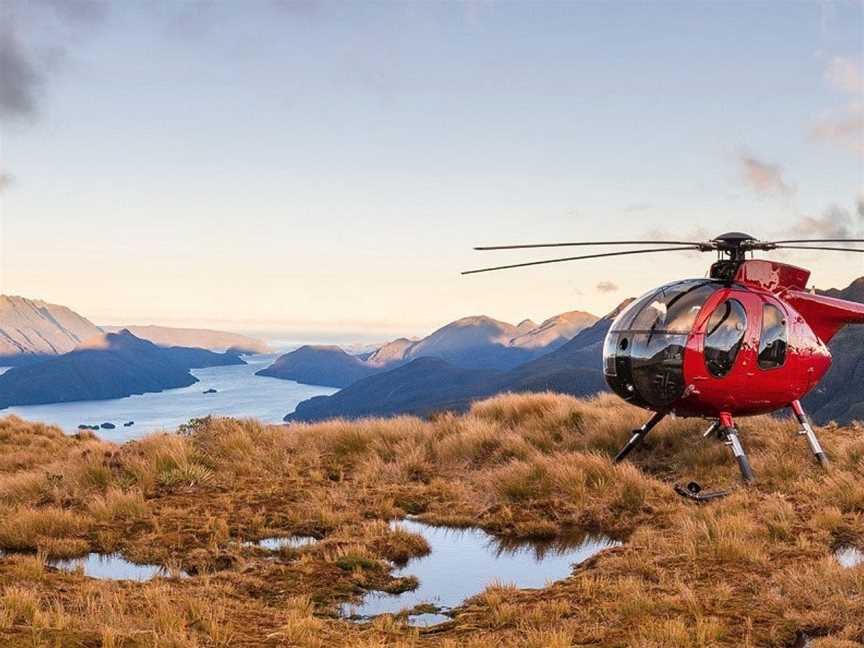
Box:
[0,392,862,646]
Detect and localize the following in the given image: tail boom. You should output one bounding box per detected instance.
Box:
[784,291,864,344]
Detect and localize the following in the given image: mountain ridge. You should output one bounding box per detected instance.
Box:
[0,330,244,409]
[100,325,270,354]
[286,302,626,422]
[0,295,103,362]
[261,309,600,387]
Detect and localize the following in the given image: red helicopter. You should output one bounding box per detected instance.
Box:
[465,232,864,484]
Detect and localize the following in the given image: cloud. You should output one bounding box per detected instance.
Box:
[739,154,795,197]
[825,56,864,95]
[0,24,40,119]
[812,106,864,155]
[786,204,856,238]
[596,281,619,293]
[0,1,107,121]
[812,56,864,155]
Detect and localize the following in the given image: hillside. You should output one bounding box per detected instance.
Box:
[255,345,380,388]
[288,357,501,420]
[0,330,244,408]
[101,325,269,354]
[287,304,625,422]
[803,277,864,424]
[0,295,102,363]
[0,394,861,646]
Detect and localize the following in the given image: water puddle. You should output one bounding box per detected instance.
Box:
[341,519,621,627]
[50,553,185,581]
[247,536,318,551]
[835,545,864,568]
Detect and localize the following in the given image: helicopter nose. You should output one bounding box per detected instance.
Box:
[604,330,688,410]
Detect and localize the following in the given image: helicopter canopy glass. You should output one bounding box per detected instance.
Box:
[605,280,721,408]
[611,280,721,334]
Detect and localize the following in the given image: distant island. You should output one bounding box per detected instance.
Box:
[0,330,244,409]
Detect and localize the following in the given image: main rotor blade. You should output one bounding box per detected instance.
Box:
[462,246,702,275]
[769,238,864,245]
[474,240,701,251]
[774,245,864,253]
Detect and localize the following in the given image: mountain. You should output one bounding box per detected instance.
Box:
[366,338,416,368]
[255,345,380,388]
[804,278,864,425]
[0,296,102,364]
[286,304,626,422]
[400,316,534,370]
[261,312,600,388]
[516,319,538,333]
[101,325,269,354]
[288,357,501,421]
[0,330,244,409]
[509,310,598,351]
[500,304,627,394]
[821,277,864,303]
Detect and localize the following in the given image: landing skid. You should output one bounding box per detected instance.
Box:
[717,413,755,483]
[616,405,829,488]
[613,411,665,463]
[791,400,830,468]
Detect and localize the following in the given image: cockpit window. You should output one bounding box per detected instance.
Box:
[758,303,787,369]
[612,280,719,334]
[704,299,747,378]
[605,280,720,409]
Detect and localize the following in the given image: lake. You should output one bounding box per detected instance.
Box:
[0,354,336,442]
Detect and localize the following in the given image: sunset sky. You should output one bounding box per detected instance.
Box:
[1,1,862,340]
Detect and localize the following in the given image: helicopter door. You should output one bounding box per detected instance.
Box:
[703,299,748,377]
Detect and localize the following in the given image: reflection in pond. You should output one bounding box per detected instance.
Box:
[50,553,184,581]
[342,519,621,627]
[835,546,864,568]
[249,536,318,551]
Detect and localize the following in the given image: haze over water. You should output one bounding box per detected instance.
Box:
[0,354,335,442]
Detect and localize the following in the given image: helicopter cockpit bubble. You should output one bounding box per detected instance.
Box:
[603,280,721,409]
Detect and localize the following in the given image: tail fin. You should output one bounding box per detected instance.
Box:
[784,291,864,344]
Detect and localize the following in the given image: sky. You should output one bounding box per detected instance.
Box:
[0,0,862,341]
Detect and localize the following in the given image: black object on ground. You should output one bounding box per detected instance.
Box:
[673,481,730,502]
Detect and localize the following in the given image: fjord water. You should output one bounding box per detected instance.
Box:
[0,355,336,441]
[342,519,621,626]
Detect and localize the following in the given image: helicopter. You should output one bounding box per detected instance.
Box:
[464,232,864,484]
